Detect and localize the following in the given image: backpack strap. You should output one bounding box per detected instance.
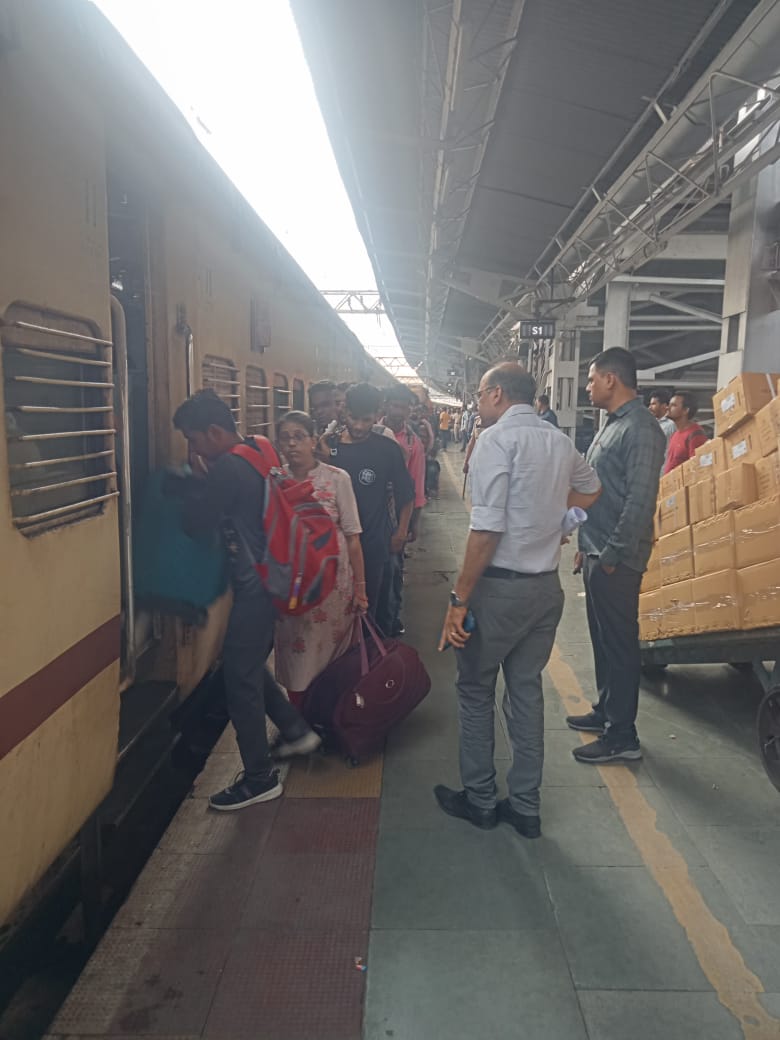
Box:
[230,435,280,477]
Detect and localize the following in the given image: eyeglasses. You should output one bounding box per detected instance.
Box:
[278,430,310,444]
[475,385,498,399]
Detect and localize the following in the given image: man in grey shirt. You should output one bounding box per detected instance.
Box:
[569,347,666,763]
[434,364,601,837]
[648,388,676,472]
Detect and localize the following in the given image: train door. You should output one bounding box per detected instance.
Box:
[107,174,153,683]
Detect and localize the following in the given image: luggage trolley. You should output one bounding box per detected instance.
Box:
[640,628,780,792]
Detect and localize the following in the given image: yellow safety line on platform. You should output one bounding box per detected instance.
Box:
[547,647,779,1039]
[440,449,779,1038]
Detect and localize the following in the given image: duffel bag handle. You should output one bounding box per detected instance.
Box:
[357,615,388,676]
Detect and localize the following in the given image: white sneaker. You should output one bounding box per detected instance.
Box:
[271,730,322,760]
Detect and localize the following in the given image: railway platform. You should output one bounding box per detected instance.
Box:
[45,457,780,1040]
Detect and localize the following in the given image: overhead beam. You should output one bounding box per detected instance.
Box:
[655,233,728,262]
[637,349,721,377]
[647,293,722,324]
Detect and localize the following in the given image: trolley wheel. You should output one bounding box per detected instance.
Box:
[641,663,668,677]
[757,686,780,793]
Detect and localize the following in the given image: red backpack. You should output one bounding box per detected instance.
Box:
[230,436,340,615]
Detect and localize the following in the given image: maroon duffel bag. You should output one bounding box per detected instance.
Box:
[299,616,431,762]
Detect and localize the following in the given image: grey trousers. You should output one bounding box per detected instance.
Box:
[455,572,564,814]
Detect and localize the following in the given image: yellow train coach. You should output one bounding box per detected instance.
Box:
[0,0,387,927]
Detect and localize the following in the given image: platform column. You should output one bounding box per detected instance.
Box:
[719,158,780,387]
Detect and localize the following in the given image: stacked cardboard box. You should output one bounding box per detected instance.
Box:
[639,371,780,641]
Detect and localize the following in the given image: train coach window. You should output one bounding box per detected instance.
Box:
[273,373,291,426]
[1,308,118,535]
[246,365,271,435]
[202,356,240,429]
[292,378,305,411]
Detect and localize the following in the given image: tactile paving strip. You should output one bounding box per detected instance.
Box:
[283,751,383,798]
[114,849,256,931]
[50,927,232,1036]
[266,798,380,855]
[204,929,367,1040]
[243,851,374,931]
[158,797,279,858]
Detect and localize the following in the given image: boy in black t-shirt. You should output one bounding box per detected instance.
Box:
[327,383,414,619]
[172,390,319,811]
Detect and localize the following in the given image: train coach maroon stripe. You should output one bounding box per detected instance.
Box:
[0,616,121,762]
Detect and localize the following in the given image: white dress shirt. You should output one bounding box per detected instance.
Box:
[470,404,601,573]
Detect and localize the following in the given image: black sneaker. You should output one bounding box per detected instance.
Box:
[433,785,497,830]
[208,771,282,811]
[497,799,541,839]
[566,711,605,733]
[572,735,641,764]
[391,622,406,637]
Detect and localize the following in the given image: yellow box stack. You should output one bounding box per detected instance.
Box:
[640,371,780,641]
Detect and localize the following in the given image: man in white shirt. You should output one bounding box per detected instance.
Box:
[435,363,601,837]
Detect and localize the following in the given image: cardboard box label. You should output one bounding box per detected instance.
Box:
[699,452,714,467]
[720,393,736,414]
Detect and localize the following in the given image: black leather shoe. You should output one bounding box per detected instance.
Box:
[497,799,541,839]
[433,785,497,830]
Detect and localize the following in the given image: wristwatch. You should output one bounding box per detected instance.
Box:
[449,590,468,608]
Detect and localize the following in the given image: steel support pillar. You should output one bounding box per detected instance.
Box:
[719,152,780,387]
[603,281,631,348]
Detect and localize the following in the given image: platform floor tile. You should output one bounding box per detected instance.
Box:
[50,927,233,1035]
[282,751,383,798]
[242,851,374,931]
[266,797,379,855]
[203,929,367,1040]
[157,795,279,858]
[577,991,744,1040]
[372,825,555,931]
[113,849,255,931]
[544,864,712,991]
[364,928,588,1040]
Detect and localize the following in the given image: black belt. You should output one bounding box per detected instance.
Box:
[483,566,557,580]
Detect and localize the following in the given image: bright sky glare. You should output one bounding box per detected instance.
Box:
[91,0,419,381]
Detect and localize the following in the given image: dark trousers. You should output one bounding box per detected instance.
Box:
[583,557,643,740]
[376,551,403,634]
[361,535,387,622]
[223,585,308,780]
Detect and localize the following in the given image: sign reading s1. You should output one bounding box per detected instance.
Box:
[519,319,556,339]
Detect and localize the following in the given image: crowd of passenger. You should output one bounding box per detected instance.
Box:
[170,344,686,836]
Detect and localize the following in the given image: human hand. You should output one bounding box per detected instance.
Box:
[390,531,407,555]
[354,592,369,614]
[438,604,470,651]
[573,551,584,575]
[462,462,469,475]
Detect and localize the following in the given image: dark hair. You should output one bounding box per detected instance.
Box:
[277,410,316,437]
[486,363,536,404]
[537,393,550,407]
[592,347,637,390]
[346,382,382,417]
[173,388,236,434]
[308,379,336,404]
[672,390,698,420]
[336,382,351,392]
[649,388,671,406]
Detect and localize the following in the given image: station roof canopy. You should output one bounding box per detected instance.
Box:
[291,0,780,390]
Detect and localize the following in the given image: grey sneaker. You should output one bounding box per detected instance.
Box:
[271,730,322,760]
